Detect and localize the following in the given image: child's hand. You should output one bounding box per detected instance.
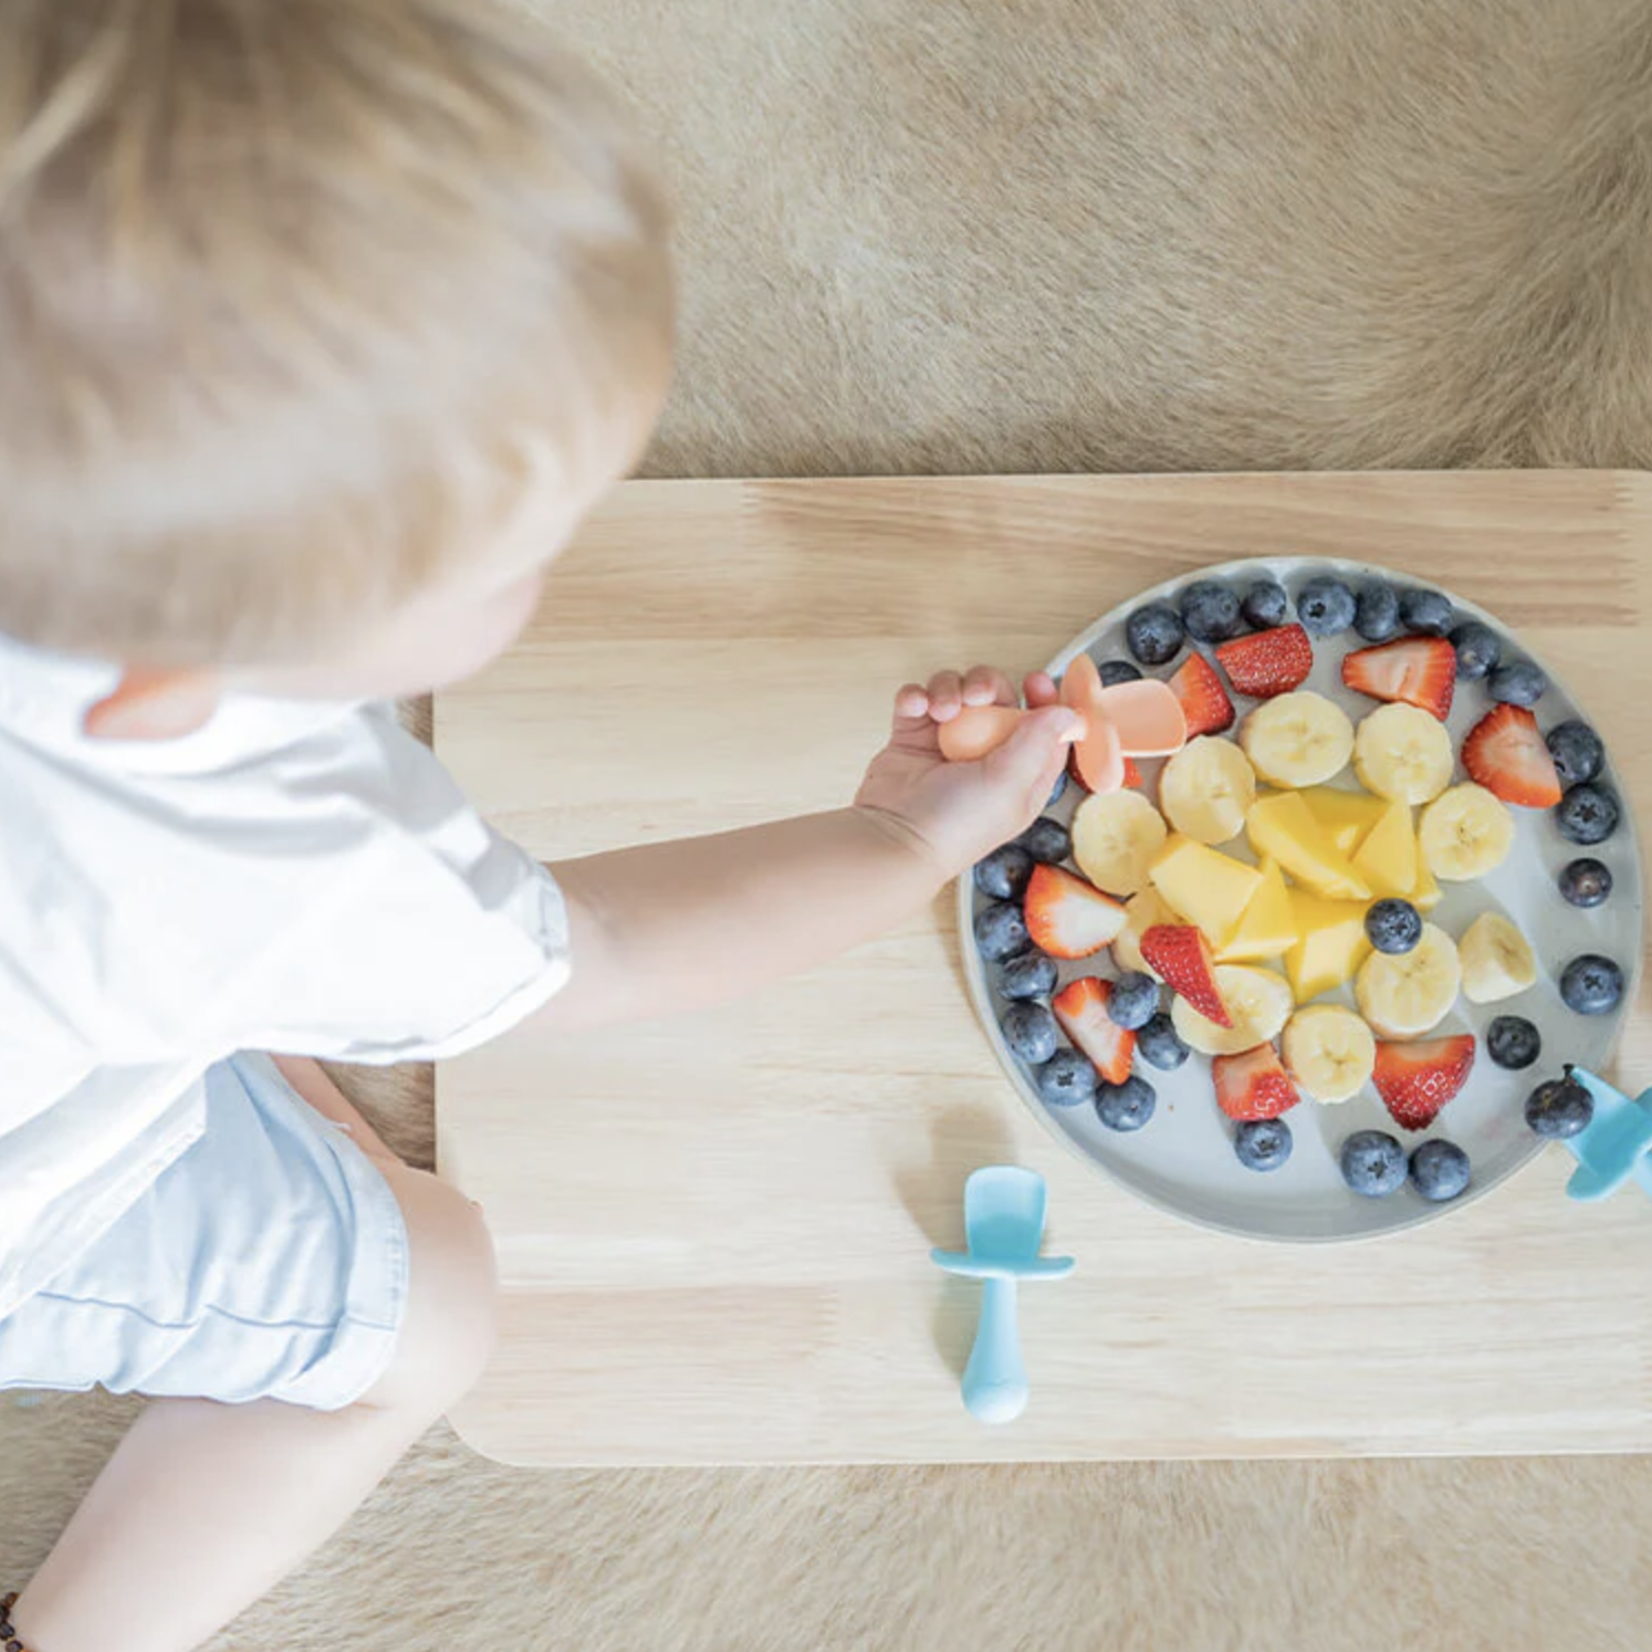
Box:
[853,666,1083,877]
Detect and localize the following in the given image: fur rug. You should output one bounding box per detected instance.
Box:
[6,0,1652,1646]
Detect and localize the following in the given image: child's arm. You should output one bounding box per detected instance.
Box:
[538,666,1080,1031]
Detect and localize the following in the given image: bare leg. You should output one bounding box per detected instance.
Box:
[11,1070,496,1652]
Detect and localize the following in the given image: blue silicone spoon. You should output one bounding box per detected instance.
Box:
[1559,1067,1652,1201]
[931,1166,1074,1424]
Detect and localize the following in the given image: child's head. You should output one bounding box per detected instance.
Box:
[0,0,672,732]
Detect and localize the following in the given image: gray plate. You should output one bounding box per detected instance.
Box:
[961,557,1643,1242]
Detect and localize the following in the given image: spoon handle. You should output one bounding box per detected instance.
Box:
[961,1276,1029,1424]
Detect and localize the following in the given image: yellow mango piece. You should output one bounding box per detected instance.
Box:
[1412,861,1444,913]
[1285,891,1373,1004]
[1218,858,1298,963]
[1246,792,1372,901]
[1149,836,1264,948]
[1351,800,1419,900]
[1299,787,1390,856]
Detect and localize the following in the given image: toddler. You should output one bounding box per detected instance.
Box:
[0,5,1078,1649]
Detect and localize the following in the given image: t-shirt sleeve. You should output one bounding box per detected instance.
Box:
[225,706,573,1063]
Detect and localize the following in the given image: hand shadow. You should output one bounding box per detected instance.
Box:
[894,1103,1018,1381]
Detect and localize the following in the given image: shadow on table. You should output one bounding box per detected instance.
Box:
[894,1103,1016,1380]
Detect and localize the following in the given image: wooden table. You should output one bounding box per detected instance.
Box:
[436,470,1652,1467]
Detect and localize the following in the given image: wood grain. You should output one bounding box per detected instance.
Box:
[436,470,1652,1467]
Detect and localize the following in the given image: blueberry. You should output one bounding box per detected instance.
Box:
[1409,1139,1471,1202]
[1399,588,1454,636]
[1489,661,1547,707]
[1046,768,1069,809]
[1126,602,1185,666]
[1448,621,1502,681]
[1296,575,1357,638]
[1556,783,1620,846]
[1099,659,1143,687]
[1525,1076,1593,1139]
[1136,1011,1190,1071]
[1340,1130,1408,1197]
[974,844,1034,901]
[1107,970,1160,1031]
[1559,857,1613,908]
[1560,954,1624,1016]
[1234,1117,1293,1172]
[1546,720,1604,787]
[1179,579,1243,643]
[1017,816,1072,865]
[1486,1015,1541,1070]
[1002,1001,1060,1064]
[1241,580,1290,630]
[1365,899,1423,956]
[1095,1074,1156,1131]
[974,900,1029,962]
[1036,1048,1098,1108]
[998,948,1059,1002]
[1354,580,1402,642]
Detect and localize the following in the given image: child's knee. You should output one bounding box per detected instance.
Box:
[364,1169,498,1417]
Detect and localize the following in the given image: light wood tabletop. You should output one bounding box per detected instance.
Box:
[436,470,1652,1467]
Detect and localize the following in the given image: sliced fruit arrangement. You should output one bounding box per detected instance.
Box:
[1140,924,1233,1028]
[1159,736,1256,845]
[966,564,1629,1214]
[1240,691,1354,789]
[1022,864,1126,959]
[1170,964,1292,1057]
[1342,636,1455,720]
[1283,1006,1376,1105]
[1213,1043,1300,1121]
[1462,704,1563,808]
[1051,978,1136,1084]
[1371,1034,1476,1132]
[1168,653,1235,738]
[1215,624,1313,698]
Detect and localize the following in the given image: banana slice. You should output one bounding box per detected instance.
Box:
[1282,1005,1376,1104]
[1418,783,1515,881]
[1170,964,1293,1056]
[1159,736,1258,846]
[1071,790,1168,895]
[1354,923,1462,1039]
[1239,692,1354,789]
[1352,704,1455,806]
[1113,888,1176,977]
[1459,911,1537,1003]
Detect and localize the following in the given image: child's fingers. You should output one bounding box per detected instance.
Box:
[961,665,1016,708]
[924,669,965,721]
[892,682,930,723]
[993,704,1084,801]
[1023,670,1059,709]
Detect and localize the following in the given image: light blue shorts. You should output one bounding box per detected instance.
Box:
[0,1055,408,1411]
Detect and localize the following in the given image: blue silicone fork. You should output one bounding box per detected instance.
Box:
[931,1166,1074,1424]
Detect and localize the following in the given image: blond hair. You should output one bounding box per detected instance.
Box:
[0,0,672,667]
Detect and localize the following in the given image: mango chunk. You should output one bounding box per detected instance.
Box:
[1285,891,1373,1003]
[1150,836,1264,948]
[1246,792,1372,901]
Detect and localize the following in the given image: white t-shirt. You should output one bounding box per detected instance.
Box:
[0,635,571,1322]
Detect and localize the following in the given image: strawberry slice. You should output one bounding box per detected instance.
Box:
[1139,923,1232,1027]
[1372,1035,1477,1131]
[1213,1043,1300,1121]
[1052,977,1136,1083]
[1341,637,1455,721]
[1215,624,1313,698]
[1168,653,1235,737]
[1462,704,1563,808]
[1068,754,1144,791]
[1023,864,1126,959]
